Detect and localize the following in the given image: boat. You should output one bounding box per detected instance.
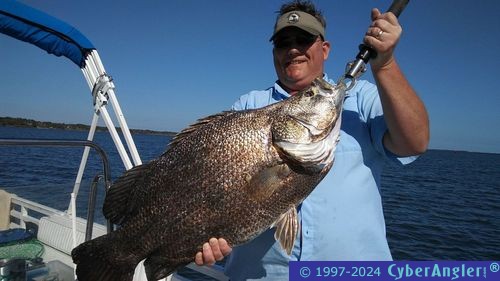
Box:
[0,1,227,280]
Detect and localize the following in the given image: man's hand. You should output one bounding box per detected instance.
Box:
[363,8,430,156]
[194,238,232,266]
[364,8,402,71]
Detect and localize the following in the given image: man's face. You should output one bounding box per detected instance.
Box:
[272,28,331,94]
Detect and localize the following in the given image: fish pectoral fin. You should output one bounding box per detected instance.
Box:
[272,207,298,255]
[247,164,291,200]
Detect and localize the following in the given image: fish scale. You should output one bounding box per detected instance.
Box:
[72,77,345,281]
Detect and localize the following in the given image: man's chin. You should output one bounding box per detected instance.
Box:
[284,72,307,84]
[281,77,314,92]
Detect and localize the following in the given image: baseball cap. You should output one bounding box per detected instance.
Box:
[270,10,325,41]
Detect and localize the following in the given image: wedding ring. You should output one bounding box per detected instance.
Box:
[377,29,384,39]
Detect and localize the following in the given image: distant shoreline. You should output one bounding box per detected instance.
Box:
[0,116,177,137]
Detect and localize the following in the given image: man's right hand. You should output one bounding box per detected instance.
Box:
[194,238,232,266]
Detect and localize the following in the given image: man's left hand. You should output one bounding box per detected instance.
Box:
[194,238,232,266]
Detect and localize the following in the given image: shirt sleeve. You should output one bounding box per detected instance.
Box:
[231,95,247,111]
[231,89,274,111]
[355,80,418,165]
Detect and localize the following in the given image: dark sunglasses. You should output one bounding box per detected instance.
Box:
[273,34,319,49]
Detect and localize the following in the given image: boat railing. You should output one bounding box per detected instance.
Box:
[0,138,113,237]
[10,194,66,229]
[7,192,108,270]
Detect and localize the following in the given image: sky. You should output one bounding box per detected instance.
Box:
[1,0,500,154]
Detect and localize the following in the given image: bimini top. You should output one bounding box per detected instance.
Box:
[0,0,95,67]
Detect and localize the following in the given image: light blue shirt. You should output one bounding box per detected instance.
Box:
[224,75,416,280]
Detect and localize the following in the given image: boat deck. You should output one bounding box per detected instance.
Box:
[1,190,228,281]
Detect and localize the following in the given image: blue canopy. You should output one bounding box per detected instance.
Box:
[0,0,95,67]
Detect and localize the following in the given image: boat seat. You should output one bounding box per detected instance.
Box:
[38,214,106,256]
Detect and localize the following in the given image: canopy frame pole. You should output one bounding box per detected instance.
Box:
[83,51,135,170]
[90,51,142,166]
[68,51,142,209]
[67,112,99,213]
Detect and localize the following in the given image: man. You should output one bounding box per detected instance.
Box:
[194,0,429,279]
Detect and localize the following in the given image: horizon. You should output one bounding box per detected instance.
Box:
[2,116,497,155]
[0,116,177,134]
[1,0,500,154]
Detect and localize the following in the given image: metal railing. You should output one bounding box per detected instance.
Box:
[0,138,112,237]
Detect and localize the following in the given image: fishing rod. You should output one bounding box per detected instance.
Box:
[337,0,410,90]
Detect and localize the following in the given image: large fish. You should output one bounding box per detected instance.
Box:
[72,77,346,281]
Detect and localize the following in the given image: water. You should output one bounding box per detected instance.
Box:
[382,150,500,260]
[0,126,170,225]
[1,126,499,261]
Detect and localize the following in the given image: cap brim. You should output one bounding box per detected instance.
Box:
[269,26,321,41]
[270,11,324,42]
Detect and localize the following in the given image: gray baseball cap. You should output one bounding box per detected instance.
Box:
[270,11,325,41]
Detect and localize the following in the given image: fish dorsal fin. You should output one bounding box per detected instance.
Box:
[168,111,235,148]
[272,207,299,255]
[246,164,291,201]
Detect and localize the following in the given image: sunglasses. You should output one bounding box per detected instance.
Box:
[273,34,320,49]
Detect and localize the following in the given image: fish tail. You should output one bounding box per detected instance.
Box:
[72,235,136,281]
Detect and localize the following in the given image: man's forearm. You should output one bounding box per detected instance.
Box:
[372,59,430,156]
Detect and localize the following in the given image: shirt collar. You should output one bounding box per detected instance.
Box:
[272,82,291,101]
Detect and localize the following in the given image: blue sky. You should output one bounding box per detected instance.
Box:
[1,0,499,154]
